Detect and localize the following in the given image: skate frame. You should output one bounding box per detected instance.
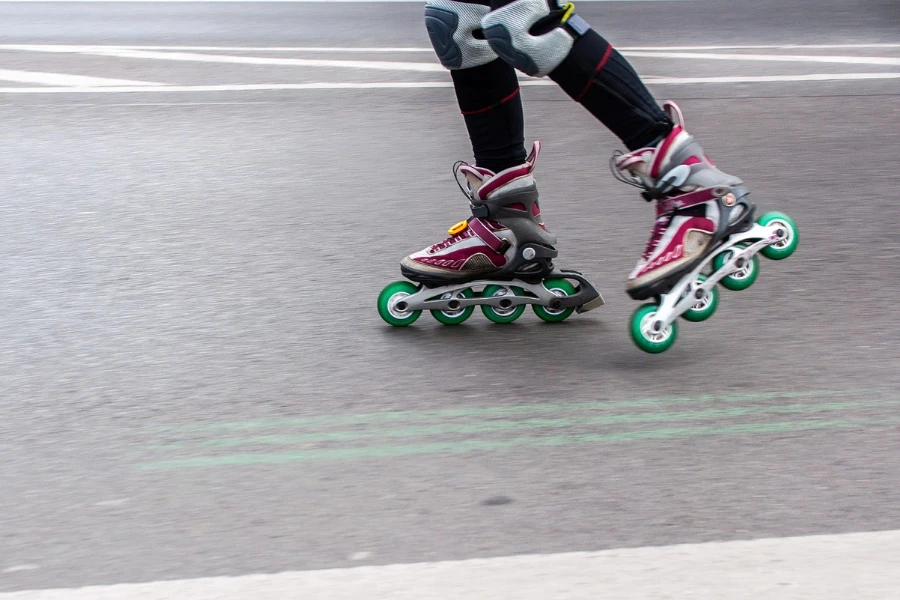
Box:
[394,270,605,315]
[645,221,785,335]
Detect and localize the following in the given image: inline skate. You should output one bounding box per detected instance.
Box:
[378,142,604,326]
[613,101,799,353]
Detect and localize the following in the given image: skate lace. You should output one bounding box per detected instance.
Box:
[424,162,485,252]
[429,160,474,252]
[429,228,472,252]
[643,215,671,260]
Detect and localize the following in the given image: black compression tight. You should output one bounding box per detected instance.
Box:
[448,0,673,173]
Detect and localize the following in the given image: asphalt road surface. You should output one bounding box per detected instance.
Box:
[1,0,899,596]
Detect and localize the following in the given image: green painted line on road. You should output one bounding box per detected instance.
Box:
[144,389,871,434]
[149,399,900,450]
[137,416,900,470]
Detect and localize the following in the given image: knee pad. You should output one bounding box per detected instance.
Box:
[425,0,498,70]
[481,0,591,77]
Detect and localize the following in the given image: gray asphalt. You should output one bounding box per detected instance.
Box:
[1,0,900,593]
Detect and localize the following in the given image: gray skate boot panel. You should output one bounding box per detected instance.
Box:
[475,184,558,249]
[669,139,744,189]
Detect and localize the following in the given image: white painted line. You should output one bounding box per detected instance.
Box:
[9,46,900,76]
[0,0,697,3]
[81,48,446,72]
[0,82,458,94]
[0,45,438,53]
[626,50,900,67]
[3,43,899,54]
[1,72,898,94]
[642,72,900,84]
[2,530,899,599]
[80,48,900,71]
[0,69,161,87]
[1,565,39,574]
[624,43,900,51]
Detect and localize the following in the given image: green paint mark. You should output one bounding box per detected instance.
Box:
[152,399,900,450]
[138,416,900,470]
[145,389,873,434]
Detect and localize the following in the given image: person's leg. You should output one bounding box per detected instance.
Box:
[426,0,525,173]
[482,0,672,150]
[397,0,559,286]
[480,0,748,298]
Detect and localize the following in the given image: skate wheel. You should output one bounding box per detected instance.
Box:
[377,281,421,327]
[430,288,475,325]
[713,245,760,291]
[757,211,799,260]
[532,278,576,323]
[630,303,677,354]
[481,285,526,324]
[682,274,719,322]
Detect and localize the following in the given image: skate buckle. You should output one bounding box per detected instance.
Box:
[448,220,469,236]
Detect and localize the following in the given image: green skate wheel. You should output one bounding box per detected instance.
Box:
[377,281,421,327]
[757,211,799,260]
[713,245,760,291]
[532,278,576,323]
[682,274,719,322]
[481,285,527,324]
[430,287,475,325]
[630,303,678,354]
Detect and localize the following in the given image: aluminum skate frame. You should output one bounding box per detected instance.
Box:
[394,269,605,315]
[642,220,787,336]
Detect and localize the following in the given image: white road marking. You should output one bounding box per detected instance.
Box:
[626,50,900,67]
[0,69,160,87]
[80,48,446,72]
[0,0,698,3]
[0,45,439,53]
[348,552,373,561]
[642,72,900,84]
[1,72,898,94]
[2,565,39,574]
[9,46,900,71]
[2,43,900,53]
[94,499,129,507]
[1,530,899,599]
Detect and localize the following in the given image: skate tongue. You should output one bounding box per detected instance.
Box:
[663,100,685,127]
[477,141,541,200]
[454,163,494,199]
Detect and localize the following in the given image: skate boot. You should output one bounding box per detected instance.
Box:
[613,101,799,353]
[378,142,603,326]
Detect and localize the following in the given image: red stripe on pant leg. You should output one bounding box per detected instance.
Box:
[574,44,614,102]
[461,87,521,116]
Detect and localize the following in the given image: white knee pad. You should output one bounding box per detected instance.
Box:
[481,0,590,77]
[425,0,498,70]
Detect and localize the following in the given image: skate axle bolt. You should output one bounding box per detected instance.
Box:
[499,299,513,309]
[652,320,663,332]
[396,301,408,312]
[694,289,705,299]
[448,300,460,310]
